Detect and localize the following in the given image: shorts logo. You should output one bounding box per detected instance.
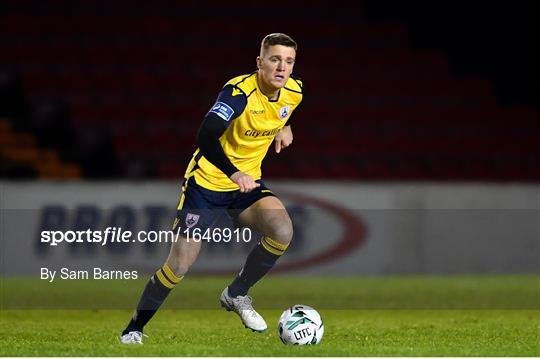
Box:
[279,106,290,120]
[210,102,234,121]
[185,213,200,228]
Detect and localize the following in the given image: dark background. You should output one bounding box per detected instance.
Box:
[1,0,539,181]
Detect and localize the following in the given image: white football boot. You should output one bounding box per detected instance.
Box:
[220,287,267,332]
[120,331,146,344]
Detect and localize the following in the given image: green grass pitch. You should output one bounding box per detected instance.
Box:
[1,275,539,356]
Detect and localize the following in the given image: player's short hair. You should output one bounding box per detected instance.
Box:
[261,33,297,54]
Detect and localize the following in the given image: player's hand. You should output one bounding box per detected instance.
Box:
[230,171,260,193]
[275,125,293,153]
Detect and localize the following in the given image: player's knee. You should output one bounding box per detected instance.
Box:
[268,216,293,245]
[167,260,190,277]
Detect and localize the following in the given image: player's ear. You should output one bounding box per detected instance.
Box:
[256,56,262,69]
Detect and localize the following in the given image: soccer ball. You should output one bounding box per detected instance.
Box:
[278,304,324,345]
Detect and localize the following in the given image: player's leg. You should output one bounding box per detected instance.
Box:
[220,192,292,332]
[228,195,292,297]
[121,234,201,343]
[121,177,212,344]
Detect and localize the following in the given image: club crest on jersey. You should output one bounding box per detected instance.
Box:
[279,106,290,120]
[185,213,200,228]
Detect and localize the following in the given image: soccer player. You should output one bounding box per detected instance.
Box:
[120,33,303,344]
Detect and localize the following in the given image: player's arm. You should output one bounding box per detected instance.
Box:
[274,125,293,153]
[197,85,260,192]
[274,110,297,153]
[275,83,302,153]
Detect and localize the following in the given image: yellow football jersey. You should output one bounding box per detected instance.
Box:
[184,72,303,191]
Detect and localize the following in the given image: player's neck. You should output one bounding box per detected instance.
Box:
[256,73,279,101]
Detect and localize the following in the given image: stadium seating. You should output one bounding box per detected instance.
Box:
[0,117,81,178]
[1,0,538,180]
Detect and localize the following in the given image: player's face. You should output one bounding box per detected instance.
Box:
[257,45,296,91]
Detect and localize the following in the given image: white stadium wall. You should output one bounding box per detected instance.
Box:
[1,181,539,276]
